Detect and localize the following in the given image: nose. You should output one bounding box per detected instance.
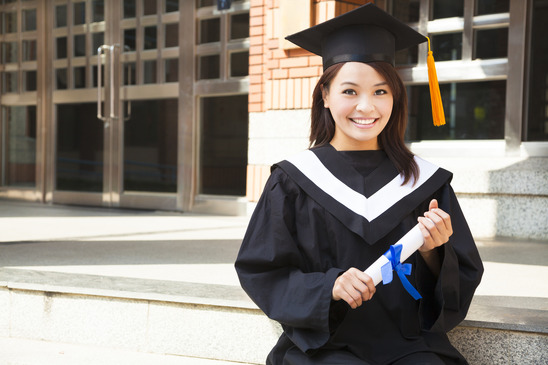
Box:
[356,96,375,113]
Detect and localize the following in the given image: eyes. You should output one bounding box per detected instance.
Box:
[342,88,389,96]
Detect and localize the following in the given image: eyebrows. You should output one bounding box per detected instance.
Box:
[340,81,388,87]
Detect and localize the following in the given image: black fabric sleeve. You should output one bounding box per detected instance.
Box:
[235,168,345,353]
[416,183,484,333]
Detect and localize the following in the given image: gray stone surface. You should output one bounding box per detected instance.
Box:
[448,327,548,365]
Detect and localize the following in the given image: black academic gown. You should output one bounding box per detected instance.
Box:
[235,145,483,365]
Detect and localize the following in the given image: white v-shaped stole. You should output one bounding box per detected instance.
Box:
[286,150,439,222]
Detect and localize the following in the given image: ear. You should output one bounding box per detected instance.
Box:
[321,85,329,108]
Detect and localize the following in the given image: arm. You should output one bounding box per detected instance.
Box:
[235,170,344,352]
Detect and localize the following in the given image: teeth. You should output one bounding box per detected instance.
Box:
[351,118,376,125]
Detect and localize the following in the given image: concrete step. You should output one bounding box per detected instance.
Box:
[1,267,547,365]
[0,336,252,365]
[0,200,547,364]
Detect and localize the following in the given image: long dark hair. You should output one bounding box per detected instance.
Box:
[310,61,419,185]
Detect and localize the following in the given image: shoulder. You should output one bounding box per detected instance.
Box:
[413,155,453,184]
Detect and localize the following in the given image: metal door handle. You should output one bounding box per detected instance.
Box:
[109,44,117,119]
[97,45,110,122]
[124,45,132,121]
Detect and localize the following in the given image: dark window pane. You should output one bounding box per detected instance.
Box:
[144,26,157,49]
[165,23,178,47]
[74,34,86,57]
[230,51,248,77]
[56,37,67,59]
[2,71,17,93]
[391,0,420,23]
[124,0,136,18]
[526,0,548,141]
[200,95,248,195]
[56,68,67,89]
[74,66,86,88]
[230,13,249,40]
[56,103,103,192]
[432,0,463,19]
[476,0,509,15]
[124,99,178,193]
[24,70,36,91]
[395,47,418,65]
[197,0,215,7]
[123,62,136,85]
[23,9,36,31]
[474,28,508,60]
[22,40,37,61]
[431,33,462,61]
[144,0,157,15]
[2,106,37,188]
[407,81,506,140]
[92,65,104,87]
[124,29,136,51]
[2,41,18,63]
[143,60,156,83]
[92,33,104,55]
[200,18,220,44]
[199,54,220,79]
[73,2,86,25]
[165,0,179,12]
[2,12,17,33]
[92,0,105,22]
[56,5,67,27]
[165,58,178,82]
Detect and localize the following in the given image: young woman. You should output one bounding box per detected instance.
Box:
[235,4,483,364]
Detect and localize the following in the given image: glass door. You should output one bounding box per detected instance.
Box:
[51,0,179,209]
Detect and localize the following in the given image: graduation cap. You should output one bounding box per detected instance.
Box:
[285,3,445,127]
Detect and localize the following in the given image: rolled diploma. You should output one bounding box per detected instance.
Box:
[364,223,425,286]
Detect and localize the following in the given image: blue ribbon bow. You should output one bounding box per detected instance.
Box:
[380,243,422,300]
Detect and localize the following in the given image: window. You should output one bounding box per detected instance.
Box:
[526,0,548,141]
[390,0,511,142]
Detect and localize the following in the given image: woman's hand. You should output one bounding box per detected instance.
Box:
[417,199,453,276]
[332,268,376,309]
[417,199,453,252]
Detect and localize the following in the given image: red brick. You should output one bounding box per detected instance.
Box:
[249,83,262,93]
[249,55,263,66]
[249,93,263,103]
[249,45,264,55]
[250,6,265,17]
[272,68,289,79]
[289,66,322,78]
[249,65,263,75]
[280,57,309,69]
[249,15,264,27]
[250,74,263,84]
[250,25,265,37]
[267,58,279,70]
[267,39,279,50]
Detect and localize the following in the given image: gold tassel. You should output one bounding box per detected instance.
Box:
[426,37,445,127]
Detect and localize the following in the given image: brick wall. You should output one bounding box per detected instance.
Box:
[247,0,372,201]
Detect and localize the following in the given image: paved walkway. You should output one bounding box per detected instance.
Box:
[1,199,547,301]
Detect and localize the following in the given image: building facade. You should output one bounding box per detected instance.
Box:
[246,0,548,239]
[0,0,547,239]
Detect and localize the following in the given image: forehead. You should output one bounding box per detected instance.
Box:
[332,62,388,86]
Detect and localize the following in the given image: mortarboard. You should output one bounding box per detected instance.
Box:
[285,3,445,127]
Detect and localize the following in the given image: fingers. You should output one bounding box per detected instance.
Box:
[332,268,376,309]
[418,202,453,252]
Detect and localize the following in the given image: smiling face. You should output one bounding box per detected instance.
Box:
[322,62,394,151]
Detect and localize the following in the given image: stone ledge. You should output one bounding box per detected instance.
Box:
[2,268,547,336]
